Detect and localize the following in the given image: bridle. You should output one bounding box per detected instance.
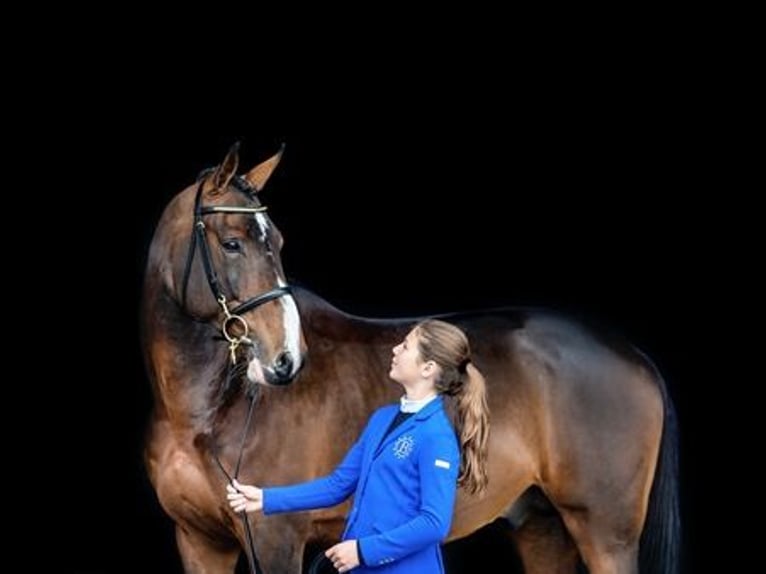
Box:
[180,172,293,574]
[181,174,291,363]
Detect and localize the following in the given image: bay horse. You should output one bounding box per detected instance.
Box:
[141,144,680,574]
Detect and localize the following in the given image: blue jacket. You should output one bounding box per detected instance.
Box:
[263,396,460,573]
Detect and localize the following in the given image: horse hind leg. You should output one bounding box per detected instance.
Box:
[511,517,581,574]
[555,496,645,574]
[176,525,240,574]
[506,487,581,574]
[553,403,662,572]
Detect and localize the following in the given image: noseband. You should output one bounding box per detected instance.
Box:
[180,175,291,363]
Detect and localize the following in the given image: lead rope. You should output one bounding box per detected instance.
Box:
[212,373,261,574]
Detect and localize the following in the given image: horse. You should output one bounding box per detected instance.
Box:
[141,143,680,574]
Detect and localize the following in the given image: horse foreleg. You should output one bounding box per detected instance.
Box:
[510,512,580,574]
[176,525,240,574]
[247,517,309,574]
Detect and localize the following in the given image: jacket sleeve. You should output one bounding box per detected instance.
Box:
[262,436,364,514]
[357,428,460,566]
[262,407,393,515]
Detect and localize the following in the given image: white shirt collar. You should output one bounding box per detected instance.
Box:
[400,393,438,413]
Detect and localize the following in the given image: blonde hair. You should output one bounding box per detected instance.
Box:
[415,319,489,495]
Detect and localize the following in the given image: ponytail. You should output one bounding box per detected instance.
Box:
[451,361,489,495]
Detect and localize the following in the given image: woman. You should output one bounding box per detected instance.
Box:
[227,319,490,573]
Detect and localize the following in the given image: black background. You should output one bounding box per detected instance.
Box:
[55,130,718,573]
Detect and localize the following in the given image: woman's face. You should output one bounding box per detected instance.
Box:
[389,328,424,384]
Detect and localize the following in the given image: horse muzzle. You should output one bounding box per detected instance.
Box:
[247,351,303,386]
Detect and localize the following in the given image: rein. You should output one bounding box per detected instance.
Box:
[213,389,329,574]
[211,384,262,574]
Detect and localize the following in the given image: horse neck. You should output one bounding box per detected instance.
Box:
[142,274,230,432]
[293,288,411,405]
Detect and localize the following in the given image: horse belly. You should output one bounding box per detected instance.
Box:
[449,421,537,540]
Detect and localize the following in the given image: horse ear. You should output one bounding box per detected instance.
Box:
[243,143,285,193]
[203,142,240,197]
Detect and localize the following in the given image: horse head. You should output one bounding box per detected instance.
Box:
[151,143,306,387]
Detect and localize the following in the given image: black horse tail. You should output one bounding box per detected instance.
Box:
[639,371,682,574]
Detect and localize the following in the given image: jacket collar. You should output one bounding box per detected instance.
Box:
[374,396,446,458]
[412,394,444,420]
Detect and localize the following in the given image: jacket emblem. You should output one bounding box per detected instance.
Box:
[392,434,415,459]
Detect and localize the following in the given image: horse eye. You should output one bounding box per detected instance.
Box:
[221,239,242,253]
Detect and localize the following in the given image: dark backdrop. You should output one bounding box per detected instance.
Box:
[57,132,711,573]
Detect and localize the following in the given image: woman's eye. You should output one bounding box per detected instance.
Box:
[222,239,242,253]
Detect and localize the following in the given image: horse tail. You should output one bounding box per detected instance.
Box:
[639,370,682,574]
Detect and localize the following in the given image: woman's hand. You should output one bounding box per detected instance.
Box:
[325,539,360,573]
[226,479,263,514]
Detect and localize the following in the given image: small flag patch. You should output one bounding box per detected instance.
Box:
[435,459,450,469]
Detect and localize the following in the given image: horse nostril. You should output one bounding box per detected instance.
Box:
[273,351,293,378]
